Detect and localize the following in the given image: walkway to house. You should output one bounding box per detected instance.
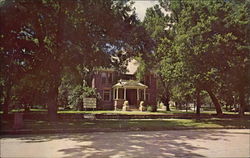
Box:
[1,129,249,157]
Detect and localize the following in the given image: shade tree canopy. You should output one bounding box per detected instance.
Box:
[0,0,152,119]
[141,0,250,115]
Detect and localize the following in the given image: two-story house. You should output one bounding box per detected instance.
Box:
[91,59,157,110]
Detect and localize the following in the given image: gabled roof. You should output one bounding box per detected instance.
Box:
[126,59,139,75]
[113,80,148,89]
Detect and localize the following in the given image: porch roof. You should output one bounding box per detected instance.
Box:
[112,80,148,89]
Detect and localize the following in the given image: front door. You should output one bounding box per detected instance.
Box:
[126,89,137,106]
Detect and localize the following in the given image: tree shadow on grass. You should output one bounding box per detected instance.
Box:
[194,119,250,129]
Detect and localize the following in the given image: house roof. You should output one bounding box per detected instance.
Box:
[93,58,139,75]
[126,59,139,75]
[113,80,148,89]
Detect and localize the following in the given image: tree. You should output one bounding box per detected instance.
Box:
[142,5,174,111]
[0,0,151,119]
[0,0,38,114]
[159,0,250,115]
[221,0,250,115]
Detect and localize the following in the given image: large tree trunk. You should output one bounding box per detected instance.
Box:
[0,84,3,108]
[3,81,11,115]
[205,88,223,115]
[166,101,171,111]
[238,88,246,116]
[48,80,60,121]
[158,75,171,111]
[161,94,170,111]
[179,102,182,110]
[196,90,201,115]
[47,1,64,121]
[47,60,61,121]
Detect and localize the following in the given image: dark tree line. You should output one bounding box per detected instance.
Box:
[0,0,152,120]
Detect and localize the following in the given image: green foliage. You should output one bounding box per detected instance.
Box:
[58,71,99,110]
[82,86,97,98]
[135,56,147,81]
[147,105,157,112]
[64,84,99,110]
[1,0,249,116]
[147,106,153,112]
[143,4,166,41]
[12,74,48,108]
[145,0,250,115]
[68,85,83,110]
[0,0,150,115]
[174,0,249,112]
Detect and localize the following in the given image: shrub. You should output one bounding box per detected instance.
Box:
[147,105,157,112]
[147,106,153,112]
[83,86,99,98]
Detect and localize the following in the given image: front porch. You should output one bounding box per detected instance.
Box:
[112,80,148,110]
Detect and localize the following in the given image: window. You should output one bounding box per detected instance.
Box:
[101,72,107,84]
[108,73,113,83]
[101,72,113,84]
[103,90,111,101]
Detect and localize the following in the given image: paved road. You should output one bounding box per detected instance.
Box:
[1,129,249,158]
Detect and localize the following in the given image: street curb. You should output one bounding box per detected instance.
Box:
[1,127,249,135]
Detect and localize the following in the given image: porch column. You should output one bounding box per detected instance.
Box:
[137,88,139,100]
[124,88,127,100]
[144,89,146,100]
[116,88,119,99]
[113,88,115,100]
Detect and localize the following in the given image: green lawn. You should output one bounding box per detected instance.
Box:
[57,109,249,115]
[0,108,249,115]
[1,118,249,132]
[58,110,165,115]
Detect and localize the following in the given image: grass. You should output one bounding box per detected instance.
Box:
[57,109,249,115]
[1,108,249,115]
[1,118,249,132]
[58,110,166,115]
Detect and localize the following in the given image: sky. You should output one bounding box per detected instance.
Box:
[133,0,159,21]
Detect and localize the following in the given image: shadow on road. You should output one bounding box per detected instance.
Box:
[2,129,248,157]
